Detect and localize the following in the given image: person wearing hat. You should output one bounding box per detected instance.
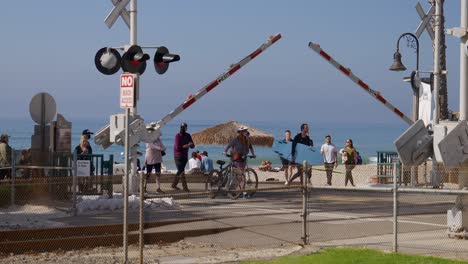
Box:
[173,122,195,192]
[0,134,12,180]
[82,129,94,154]
[223,126,256,172]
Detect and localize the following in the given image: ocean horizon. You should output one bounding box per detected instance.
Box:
[2,117,407,170]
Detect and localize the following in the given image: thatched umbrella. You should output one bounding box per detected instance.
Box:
[192,120,274,147]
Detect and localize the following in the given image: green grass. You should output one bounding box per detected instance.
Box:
[242,248,468,264]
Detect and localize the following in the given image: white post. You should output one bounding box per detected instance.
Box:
[458,0,468,228]
[124,2,137,262]
[460,0,468,121]
[128,0,139,195]
[430,0,443,189]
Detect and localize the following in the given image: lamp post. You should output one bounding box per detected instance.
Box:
[389,32,420,123]
[389,32,420,187]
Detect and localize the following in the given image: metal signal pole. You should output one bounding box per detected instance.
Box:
[124,1,137,262]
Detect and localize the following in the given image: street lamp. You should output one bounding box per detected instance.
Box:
[389,32,420,122]
[389,32,421,187]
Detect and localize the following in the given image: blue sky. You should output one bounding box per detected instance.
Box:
[0,0,463,125]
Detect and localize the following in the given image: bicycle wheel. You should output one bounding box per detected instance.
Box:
[227,168,244,200]
[206,170,222,198]
[244,168,258,196]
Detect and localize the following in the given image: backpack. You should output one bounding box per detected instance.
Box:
[356,152,363,165]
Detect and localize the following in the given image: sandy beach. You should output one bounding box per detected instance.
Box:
[252,164,377,187]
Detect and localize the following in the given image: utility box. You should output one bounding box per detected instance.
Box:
[394,120,433,166]
[436,121,468,168]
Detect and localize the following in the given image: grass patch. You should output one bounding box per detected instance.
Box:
[242,248,468,264]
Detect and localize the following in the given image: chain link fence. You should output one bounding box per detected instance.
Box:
[1,157,468,263]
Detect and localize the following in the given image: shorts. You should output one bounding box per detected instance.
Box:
[280,157,290,167]
[146,163,161,174]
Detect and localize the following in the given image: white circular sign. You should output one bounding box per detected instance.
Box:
[29,92,57,125]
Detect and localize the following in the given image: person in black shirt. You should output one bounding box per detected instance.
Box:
[286,123,313,185]
[82,129,94,153]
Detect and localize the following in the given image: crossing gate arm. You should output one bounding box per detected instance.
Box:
[147,34,282,130]
[308,42,413,126]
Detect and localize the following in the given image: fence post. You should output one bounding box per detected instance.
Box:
[72,151,78,216]
[302,160,309,245]
[139,171,144,264]
[109,155,114,198]
[10,149,16,206]
[393,162,398,252]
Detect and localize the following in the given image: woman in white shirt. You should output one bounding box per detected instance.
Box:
[188,151,201,173]
[145,136,166,193]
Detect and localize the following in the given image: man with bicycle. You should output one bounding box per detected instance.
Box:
[223,126,256,172]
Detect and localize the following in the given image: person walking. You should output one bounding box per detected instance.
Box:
[286,124,313,185]
[0,134,12,180]
[342,138,357,187]
[173,123,195,192]
[145,134,166,193]
[320,135,337,186]
[280,130,294,183]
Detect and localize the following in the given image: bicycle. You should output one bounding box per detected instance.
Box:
[205,155,258,200]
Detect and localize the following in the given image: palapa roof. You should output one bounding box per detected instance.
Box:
[191,120,274,147]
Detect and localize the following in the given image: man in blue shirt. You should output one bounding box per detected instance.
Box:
[200,151,214,173]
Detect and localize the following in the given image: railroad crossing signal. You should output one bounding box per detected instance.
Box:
[121,45,150,74]
[95,47,122,75]
[105,0,130,29]
[154,46,181,74]
[415,2,435,40]
[94,45,180,75]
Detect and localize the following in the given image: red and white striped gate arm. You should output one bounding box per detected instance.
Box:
[148,33,282,129]
[308,42,413,125]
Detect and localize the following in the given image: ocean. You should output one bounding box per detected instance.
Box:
[2,118,407,170]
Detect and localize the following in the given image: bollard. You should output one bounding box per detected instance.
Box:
[302,160,309,245]
[393,162,398,252]
[139,171,144,264]
[72,152,78,216]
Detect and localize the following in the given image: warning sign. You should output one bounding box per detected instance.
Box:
[120,74,136,108]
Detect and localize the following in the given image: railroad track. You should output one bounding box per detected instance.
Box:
[0,218,237,255]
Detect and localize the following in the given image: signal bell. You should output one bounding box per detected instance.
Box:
[154,46,180,74]
[122,45,150,74]
[94,48,122,75]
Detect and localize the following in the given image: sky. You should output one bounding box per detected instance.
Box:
[0,0,464,126]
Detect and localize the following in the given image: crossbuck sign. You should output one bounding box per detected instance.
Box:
[120,73,136,108]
